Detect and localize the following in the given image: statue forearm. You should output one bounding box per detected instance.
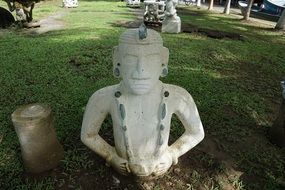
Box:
[81,133,116,161]
[169,126,204,162]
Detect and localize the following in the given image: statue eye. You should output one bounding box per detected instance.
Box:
[146,54,160,64]
[124,55,138,65]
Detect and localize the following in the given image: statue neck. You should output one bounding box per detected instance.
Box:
[119,81,163,99]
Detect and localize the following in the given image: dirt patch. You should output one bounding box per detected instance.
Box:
[182,23,244,40]
[111,7,244,40]
[20,134,243,190]
[22,11,66,35]
[113,19,244,40]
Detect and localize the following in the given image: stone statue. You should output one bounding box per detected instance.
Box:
[165,0,178,17]
[126,0,140,8]
[62,0,78,8]
[81,26,204,177]
[162,0,181,33]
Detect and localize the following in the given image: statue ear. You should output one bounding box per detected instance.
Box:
[113,46,120,78]
[161,47,169,77]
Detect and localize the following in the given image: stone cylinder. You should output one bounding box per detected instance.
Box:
[11,104,64,173]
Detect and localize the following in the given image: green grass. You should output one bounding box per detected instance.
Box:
[0,0,285,189]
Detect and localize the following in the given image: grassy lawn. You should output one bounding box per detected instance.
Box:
[0,0,285,189]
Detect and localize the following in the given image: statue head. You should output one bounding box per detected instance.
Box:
[113,26,169,95]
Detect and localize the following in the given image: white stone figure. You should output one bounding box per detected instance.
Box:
[162,0,181,33]
[126,0,140,8]
[143,0,165,23]
[62,0,78,8]
[81,26,204,177]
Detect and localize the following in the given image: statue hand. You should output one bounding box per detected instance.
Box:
[153,148,173,176]
[107,153,130,176]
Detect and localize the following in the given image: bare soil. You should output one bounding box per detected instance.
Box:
[22,11,66,35]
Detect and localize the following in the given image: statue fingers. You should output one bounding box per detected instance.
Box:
[155,163,166,171]
[118,167,128,175]
[154,167,168,176]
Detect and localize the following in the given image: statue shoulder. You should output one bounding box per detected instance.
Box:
[163,84,194,103]
[88,84,119,102]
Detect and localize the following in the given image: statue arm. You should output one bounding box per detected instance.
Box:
[81,92,116,161]
[169,90,204,164]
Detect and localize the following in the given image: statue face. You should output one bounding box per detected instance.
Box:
[119,44,163,95]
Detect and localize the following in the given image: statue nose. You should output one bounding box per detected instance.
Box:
[137,57,145,74]
[132,57,148,78]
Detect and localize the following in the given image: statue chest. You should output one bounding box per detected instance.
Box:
[110,97,172,158]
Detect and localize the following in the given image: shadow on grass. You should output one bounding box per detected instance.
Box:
[178,7,285,44]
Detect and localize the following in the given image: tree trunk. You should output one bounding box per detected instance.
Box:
[223,0,231,14]
[243,0,254,20]
[5,0,15,12]
[197,0,201,8]
[208,0,214,10]
[275,10,285,29]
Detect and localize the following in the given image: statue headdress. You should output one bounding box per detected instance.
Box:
[119,23,163,45]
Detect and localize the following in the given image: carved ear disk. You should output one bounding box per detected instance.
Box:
[113,63,121,78]
[161,64,168,77]
[113,68,120,77]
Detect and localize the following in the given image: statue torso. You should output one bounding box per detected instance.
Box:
[110,83,172,160]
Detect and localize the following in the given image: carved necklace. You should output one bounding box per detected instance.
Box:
[114,83,169,162]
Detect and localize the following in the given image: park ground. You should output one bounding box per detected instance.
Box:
[0,0,285,189]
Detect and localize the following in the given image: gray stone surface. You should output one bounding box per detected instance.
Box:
[162,16,181,33]
[81,27,204,177]
[162,0,181,33]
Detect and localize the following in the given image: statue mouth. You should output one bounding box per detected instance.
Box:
[131,77,150,80]
[130,78,151,87]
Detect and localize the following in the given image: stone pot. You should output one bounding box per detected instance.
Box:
[11,104,64,173]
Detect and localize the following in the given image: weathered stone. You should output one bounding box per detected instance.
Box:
[62,0,78,8]
[81,25,204,177]
[126,0,140,8]
[162,16,181,33]
[162,0,181,33]
[11,104,64,173]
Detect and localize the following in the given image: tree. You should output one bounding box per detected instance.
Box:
[208,0,214,10]
[3,0,39,22]
[223,0,231,15]
[275,10,285,30]
[243,0,254,20]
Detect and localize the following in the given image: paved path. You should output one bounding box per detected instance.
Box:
[178,2,276,27]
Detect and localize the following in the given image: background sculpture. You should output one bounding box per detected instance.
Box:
[62,0,78,8]
[162,0,181,33]
[81,26,204,177]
